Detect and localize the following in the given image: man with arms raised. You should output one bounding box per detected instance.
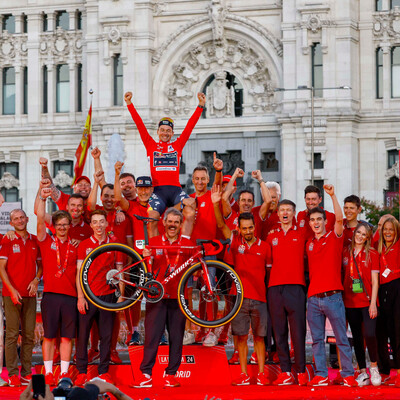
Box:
[306,184,358,387]
[133,208,194,388]
[37,188,78,385]
[124,91,205,236]
[0,209,42,387]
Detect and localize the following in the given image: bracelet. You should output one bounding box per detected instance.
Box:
[198,105,205,109]
[39,196,46,201]
[215,169,222,172]
[34,277,41,282]
[258,179,265,185]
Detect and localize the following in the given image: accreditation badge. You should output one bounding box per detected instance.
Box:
[272,238,278,246]
[308,243,314,251]
[238,245,245,254]
[12,244,21,253]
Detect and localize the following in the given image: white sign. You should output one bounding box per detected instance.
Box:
[0,202,22,234]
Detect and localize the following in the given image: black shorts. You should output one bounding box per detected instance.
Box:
[149,185,189,214]
[41,292,78,339]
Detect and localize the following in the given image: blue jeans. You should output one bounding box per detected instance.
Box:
[307,292,354,378]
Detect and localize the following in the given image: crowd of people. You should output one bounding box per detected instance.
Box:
[0,91,398,393]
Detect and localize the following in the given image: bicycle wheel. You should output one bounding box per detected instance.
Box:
[177,260,243,328]
[80,243,147,311]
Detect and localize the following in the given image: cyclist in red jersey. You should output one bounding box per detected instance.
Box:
[124,91,205,237]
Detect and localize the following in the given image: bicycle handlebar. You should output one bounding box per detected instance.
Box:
[133,214,160,222]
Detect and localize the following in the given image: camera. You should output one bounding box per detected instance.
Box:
[52,377,73,400]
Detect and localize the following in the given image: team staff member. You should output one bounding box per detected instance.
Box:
[114,162,153,346]
[0,209,42,387]
[306,185,358,387]
[266,200,308,386]
[212,187,270,386]
[343,195,362,247]
[297,185,335,241]
[37,188,78,386]
[342,222,381,386]
[75,210,120,386]
[133,208,194,388]
[376,216,400,386]
[124,91,204,237]
[261,181,282,239]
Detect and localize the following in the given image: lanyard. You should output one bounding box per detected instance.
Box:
[107,211,117,240]
[349,250,362,279]
[54,237,70,278]
[162,235,181,272]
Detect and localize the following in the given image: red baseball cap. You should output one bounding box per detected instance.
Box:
[223,175,237,186]
[75,175,91,185]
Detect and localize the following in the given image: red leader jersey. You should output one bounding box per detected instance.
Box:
[0,233,41,297]
[342,247,379,308]
[379,240,400,285]
[306,230,344,298]
[297,209,335,241]
[78,236,120,296]
[69,220,93,242]
[38,234,78,297]
[266,225,307,288]
[190,191,218,242]
[229,232,268,302]
[126,200,151,254]
[127,103,203,187]
[148,234,195,299]
[224,206,264,239]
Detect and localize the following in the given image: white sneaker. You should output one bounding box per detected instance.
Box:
[0,377,7,387]
[183,330,195,345]
[203,331,218,347]
[369,366,382,386]
[356,371,370,386]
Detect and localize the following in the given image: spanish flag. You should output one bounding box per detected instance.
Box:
[72,102,92,186]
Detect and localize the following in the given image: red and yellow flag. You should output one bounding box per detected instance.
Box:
[72,102,92,186]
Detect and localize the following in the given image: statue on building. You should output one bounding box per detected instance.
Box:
[206,71,235,118]
[208,0,226,43]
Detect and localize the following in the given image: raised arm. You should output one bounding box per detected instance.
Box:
[39,157,62,202]
[91,147,107,188]
[222,168,244,217]
[114,161,130,211]
[175,93,206,149]
[37,187,52,241]
[34,179,53,226]
[252,170,271,220]
[212,152,223,187]
[87,171,103,212]
[324,184,343,236]
[211,185,231,239]
[124,91,154,148]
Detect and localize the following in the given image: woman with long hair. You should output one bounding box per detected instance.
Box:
[342,222,381,386]
[376,216,400,386]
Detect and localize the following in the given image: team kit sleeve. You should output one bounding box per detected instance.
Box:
[127,103,155,150]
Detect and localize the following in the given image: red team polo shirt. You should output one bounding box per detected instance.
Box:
[127,103,203,187]
[229,232,268,302]
[148,234,195,299]
[379,240,400,285]
[342,247,379,308]
[69,220,93,242]
[224,206,264,239]
[306,230,344,298]
[297,209,335,241]
[38,234,78,297]
[266,226,307,288]
[0,234,41,297]
[78,236,119,296]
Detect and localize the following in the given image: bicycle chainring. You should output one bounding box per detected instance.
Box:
[143,280,164,303]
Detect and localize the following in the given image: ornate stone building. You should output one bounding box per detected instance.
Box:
[0,0,399,230]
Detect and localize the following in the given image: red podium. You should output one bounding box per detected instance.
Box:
[128,345,231,385]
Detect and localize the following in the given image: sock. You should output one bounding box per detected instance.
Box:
[60,360,70,374]
[133,326,138,332]
[44,360,53,375]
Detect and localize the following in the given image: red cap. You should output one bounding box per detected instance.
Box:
[222,175,237,186]
[75,175,91,185]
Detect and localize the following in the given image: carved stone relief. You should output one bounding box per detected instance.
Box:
[205,71,235,118]
[373,9,400,42]
[0,32,28,65]
[40,28,82,63]
[0,172,19,190]
[53,170,73,188]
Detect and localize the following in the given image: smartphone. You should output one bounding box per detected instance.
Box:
[32,374,46,400]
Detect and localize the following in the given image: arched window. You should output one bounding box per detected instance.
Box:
[202,71,243,118]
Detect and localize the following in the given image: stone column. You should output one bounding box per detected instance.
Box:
[15,14,23,34]
[382,45,391,109]
[14,65,23,120]
[69,62,76,117]
[47,12,55,32]
[68,10,76,31]
[47,63,55,121]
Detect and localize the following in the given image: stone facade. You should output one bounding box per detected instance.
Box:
[0,0,398,230]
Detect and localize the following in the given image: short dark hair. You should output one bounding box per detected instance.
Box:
[309,207,326,220]
[238,212,255,227]
[89,209,107,222]
[238,190,254,202]
[193,165,209,175]
[68,193,84,203]
[278,199,296,211]
[120,172,135,181]
[344,195,361,208]
[52,210,72,226]
[304,185,321,198]
[101,184,114,196]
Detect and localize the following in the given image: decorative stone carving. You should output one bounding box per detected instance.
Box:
[206,71,235,118]
[53,170,73,188]
[0,32,28,64]
[165,38,274,115]
[154,1,167,16]
[0,172,19,190]
[386,161,400,179]
[373,9,400,42]
[208,0,227,43]
[108,26,121,44]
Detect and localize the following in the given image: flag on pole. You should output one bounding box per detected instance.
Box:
[72,102,92,186]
